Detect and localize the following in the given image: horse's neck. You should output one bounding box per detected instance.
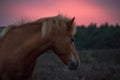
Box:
[17,23,51,58]
[16,33,52,61]
[29,37,53,57]
[0,24,52,74]
[0,23,50,61]
[19,23,42,34]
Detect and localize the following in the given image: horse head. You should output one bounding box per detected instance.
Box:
[49,17,80,70]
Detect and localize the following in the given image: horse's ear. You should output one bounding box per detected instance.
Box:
[67,17,75,32]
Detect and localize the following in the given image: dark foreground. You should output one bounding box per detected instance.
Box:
[34,49,120,80]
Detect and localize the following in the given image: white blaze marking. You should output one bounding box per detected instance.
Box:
[71,53,76,62]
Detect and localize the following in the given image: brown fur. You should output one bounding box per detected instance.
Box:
[0,14,80,80]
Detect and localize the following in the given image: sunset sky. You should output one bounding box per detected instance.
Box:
[0,0,120,26]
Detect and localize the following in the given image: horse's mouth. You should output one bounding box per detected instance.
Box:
[67,60,79,70]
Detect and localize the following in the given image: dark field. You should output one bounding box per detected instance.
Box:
[34,49,120,80]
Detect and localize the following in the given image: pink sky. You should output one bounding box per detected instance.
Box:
[0,0,120,26]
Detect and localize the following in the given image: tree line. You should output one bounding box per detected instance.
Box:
[75,23,120,50]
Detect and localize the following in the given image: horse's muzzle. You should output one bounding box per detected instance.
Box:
[68,60,79,70]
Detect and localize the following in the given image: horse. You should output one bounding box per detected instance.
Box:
[0,14,80,80]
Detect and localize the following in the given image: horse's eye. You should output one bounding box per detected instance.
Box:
[71,38,74,43]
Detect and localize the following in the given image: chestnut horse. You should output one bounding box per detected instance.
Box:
[0,14,80,80]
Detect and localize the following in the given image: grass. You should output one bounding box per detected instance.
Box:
[34,49,120,80]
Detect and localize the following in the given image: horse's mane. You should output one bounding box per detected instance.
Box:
[0,14,76,39]
[0,25,16,39]
[35,14,76,37]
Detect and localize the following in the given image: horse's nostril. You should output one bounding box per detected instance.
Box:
[68,61,79,70]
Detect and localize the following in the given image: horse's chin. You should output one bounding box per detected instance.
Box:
[64,65,78,71]
[67,65,78,70]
